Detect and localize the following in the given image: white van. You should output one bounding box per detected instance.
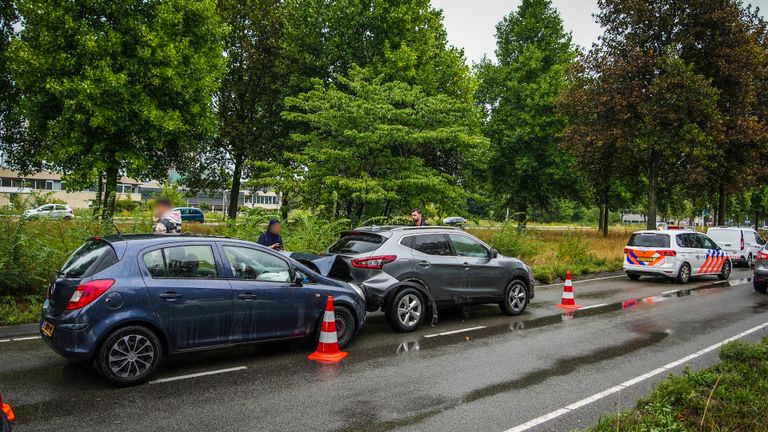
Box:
[706,227,765,267]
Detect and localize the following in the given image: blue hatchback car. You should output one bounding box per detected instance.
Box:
[40,234,366,386]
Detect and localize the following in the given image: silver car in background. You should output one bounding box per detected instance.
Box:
[296,226,534,332]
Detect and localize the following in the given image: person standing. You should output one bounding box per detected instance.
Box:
[258,218,284,250]
[410,209,429,226]
[152,198,182,234]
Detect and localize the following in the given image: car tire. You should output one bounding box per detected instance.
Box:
[718,259,732,281]
[755,278,767,294]
[675,263,691,284]
[332,306,356,349]
[385,288,425,332]
[499,280,528,316]
[627,272,641,281]
[95,325,163,387]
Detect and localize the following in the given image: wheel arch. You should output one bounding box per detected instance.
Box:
[93,319,171,359]
[382,279,438,325]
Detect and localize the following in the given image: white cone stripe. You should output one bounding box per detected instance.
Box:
[561,292,574,299]
[319,331,338,344]
[564,280,572,287]
[323,311,335,322]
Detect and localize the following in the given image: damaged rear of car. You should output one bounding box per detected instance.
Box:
[290,226,534,333]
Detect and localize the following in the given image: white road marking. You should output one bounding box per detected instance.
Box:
[502,321,768,432]
[537,275,626,289]
[424,326,487,338]
[11,336,40,341]
[576,303,608,311]
[149,366,248,384]
[0,339,10,343]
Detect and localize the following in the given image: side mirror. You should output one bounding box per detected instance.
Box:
[292,273,304,287]
[490,249,498,259]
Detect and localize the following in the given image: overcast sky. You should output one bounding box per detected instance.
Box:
[432,0,768,65]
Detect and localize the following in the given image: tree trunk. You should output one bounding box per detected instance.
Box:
[101,163,119,220]
[646,149,659,230]
[602,188,609,237]
[516,206,527,234]
[598,204,604,232]
[281,192,289,221]
[227,154,244,220]
[93,171,104,217]
[717,182,726,225]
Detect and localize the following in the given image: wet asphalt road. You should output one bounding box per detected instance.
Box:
[2,268,767,432]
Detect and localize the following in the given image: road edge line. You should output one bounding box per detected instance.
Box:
[502,321,768,432]
[149,366,248,384]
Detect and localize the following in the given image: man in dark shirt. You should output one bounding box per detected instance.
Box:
[410,208,428,226]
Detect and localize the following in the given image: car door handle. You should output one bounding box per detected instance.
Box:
[159,292,182,300]
[238,293,258,301]
[463,262,471,270]
[417,260,431,268]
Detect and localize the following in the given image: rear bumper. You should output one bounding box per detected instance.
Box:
[754,267,768,284]
[624,262,678,277]
[40,322,95,362]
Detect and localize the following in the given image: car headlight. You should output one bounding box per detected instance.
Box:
[348,282,365,299]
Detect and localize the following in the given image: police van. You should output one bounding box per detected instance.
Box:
[624,230,732,283]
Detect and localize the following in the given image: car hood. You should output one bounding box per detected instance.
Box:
[284,252,355,282]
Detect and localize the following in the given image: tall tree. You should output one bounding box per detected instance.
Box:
[674,0,768,225]
[0,0,18,145]
[475,0,576,229]
[282,69,488,222]
[6,0,226,218]
[190,0,284,220]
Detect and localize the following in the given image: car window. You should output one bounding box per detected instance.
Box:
[676,233,697,248]
[143,249,167,277]
[698,235,718,250]
[448,234,488,258]
[328,233,384,254]
[39,204,53,211]
[223,246,291,282]
[411,234,453,256]
[144,245,218,278]
[61,239,118,278]
[627,233,670,248]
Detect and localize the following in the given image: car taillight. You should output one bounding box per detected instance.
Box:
[757,250,768,260]
[351,255,397,270]
[66,279,115,310]
[656,250,677,257]
[624,248,632,254]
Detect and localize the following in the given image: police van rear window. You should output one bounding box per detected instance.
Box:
[627,233,670,248]
[328,233,384,254]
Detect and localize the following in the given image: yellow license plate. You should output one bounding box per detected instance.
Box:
[41,321,55,338]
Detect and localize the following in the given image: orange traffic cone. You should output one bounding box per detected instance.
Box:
[556,271,580,310]
[308,296,348,363]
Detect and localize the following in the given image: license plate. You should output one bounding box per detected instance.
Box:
[638,257,653,263]
[41,321,55,338]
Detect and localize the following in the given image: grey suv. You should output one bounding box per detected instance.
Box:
[300,226,534,332]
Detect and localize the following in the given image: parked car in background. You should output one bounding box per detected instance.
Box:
[706,227,765,267]
[40,235,365,386]
[443,216,467,226]
[624,230,732,283]
[173,207,204,223]
[0,391,13,432]
[22,204,73,220]
[754,246,768,294]
[293,226,534,333]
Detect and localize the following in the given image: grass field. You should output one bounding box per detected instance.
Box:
[588,338,768,432]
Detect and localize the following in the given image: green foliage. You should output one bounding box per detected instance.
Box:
[486,224,543,262]
[0,295,43,326]
[6,0,227,216]
[589,338,768,432]
[282,70,489,223]
[148,183,187,208]
[476,0,577,224]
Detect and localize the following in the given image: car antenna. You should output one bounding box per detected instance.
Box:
[110,218,121,235]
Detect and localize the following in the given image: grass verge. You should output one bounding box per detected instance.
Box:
[589,337,768,431]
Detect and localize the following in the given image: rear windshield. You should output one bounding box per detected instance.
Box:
[60,239,118,278]
[627,233,670,248]
[328,233,384,254]
[706,229,739,242]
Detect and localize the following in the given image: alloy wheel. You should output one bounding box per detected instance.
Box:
[508,283,527,312]
[108,334,155,379]
[397,294,422,327]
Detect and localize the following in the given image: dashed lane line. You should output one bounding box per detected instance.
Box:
[149,366,248,384]
[424,326,487,338]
